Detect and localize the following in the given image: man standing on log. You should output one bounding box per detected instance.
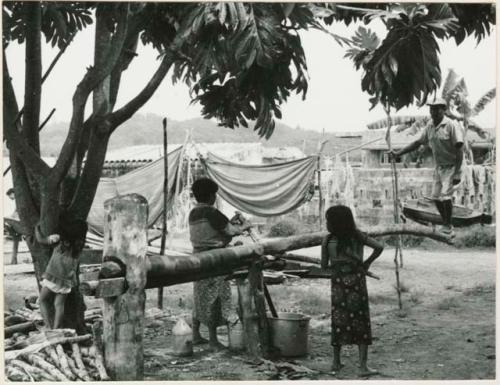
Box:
[391,98,464,236]
[189,178,252,350]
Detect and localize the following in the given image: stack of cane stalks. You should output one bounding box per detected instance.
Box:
[5,308,109,382]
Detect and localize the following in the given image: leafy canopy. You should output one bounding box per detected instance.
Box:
[343,3,495,111]
[3,2,496,139]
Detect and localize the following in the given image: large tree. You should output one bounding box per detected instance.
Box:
[3,2,495,332]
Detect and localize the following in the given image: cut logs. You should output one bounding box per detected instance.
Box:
[5,321,37,338]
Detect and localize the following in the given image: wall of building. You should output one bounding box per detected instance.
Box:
[297,166,495,227]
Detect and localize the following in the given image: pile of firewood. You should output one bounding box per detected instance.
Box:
[5,306,102,342]
[5,302,108,382]
[5,326,109,382]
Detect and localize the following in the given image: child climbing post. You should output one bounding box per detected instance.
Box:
[37,218,88,329]
[321,205,384,377]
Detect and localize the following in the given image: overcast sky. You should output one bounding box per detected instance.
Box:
[5,16,496,133]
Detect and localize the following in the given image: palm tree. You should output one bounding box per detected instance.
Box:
[366,70,496,164]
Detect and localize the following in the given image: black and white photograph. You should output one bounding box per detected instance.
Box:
[2,1,496,381]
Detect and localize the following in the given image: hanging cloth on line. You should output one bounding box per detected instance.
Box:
[202,153,317,217]
[87,146,183,235]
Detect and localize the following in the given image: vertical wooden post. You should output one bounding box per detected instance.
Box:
[248,262,271,355]
[11,236,19,264]
[317,140,328,230]
[102,194,148,380]
[236,261,271,359]
[236,277,260,358]
[158,117,168,309]
[384,106,403,309]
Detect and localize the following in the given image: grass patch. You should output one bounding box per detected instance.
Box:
[267,218,311,237]
[369,293,395,305]
[268,285,330,316]
[436,296,460,310]
[408,289,424,305]
[381,234,424,248]
[463,283,495,296]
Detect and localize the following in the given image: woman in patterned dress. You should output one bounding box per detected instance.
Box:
[321,205,384,377]
[189,178,252,350]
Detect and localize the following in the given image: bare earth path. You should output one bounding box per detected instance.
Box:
[3,246,495,380]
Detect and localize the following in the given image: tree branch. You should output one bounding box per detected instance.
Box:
[52,3,129,184]
[109,55,173,130]
[75,115,94,176]
[22,2,42,154]
[109,19,141,111]
[3,54,41,228]
[4,108,56,177]
[3,54,50,179]
[70,124,111,220]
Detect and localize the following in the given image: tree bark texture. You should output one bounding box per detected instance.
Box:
[23,2,42,154]
[4,2,176,340]
[102,194,148,381]
[236,277,262,358]
[248,262,272,357]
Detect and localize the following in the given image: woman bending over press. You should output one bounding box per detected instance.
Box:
[321,205,384,377]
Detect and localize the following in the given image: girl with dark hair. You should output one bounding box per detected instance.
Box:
[321,205,384,377]
[37,218,88,329]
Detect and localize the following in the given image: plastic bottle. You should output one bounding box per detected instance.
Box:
[172,317,193,356]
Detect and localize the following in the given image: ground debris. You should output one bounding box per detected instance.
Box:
[254,358,317,380]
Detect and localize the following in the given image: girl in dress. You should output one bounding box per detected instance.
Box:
[37,219,87,329]
[321,205,383,376]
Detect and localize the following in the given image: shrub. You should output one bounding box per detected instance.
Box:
[267,219,302,237]
[452,225,496,248]
[393,281,410,293]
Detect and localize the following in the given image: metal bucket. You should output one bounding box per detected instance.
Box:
[267,312,310,357]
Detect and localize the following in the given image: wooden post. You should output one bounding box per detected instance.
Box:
[248,261,272,356]
[237,260,271,359]
[11,236,20,264]
[102,194,148,380]
[317,140,328,230]
[385,106,403,309]
[158,117,168,309]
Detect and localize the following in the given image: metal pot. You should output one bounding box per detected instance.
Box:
[267,312,310,357]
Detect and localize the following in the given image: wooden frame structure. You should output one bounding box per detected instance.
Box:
[83,194,453,380]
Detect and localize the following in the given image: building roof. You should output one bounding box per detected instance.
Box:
[103,143,305,165]
[104,144,181,163]
[262,146,306,161]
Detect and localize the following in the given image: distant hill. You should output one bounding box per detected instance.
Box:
[40,113,363,161]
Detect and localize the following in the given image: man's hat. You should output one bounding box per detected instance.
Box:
[427,97,447,107]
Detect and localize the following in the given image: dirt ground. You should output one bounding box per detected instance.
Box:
[3,241,495,380]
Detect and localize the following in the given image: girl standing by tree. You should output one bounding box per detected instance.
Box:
[37,219,88,329]
[321,205,384,377]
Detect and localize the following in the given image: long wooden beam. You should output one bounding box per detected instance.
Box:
[82,223,451,298]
